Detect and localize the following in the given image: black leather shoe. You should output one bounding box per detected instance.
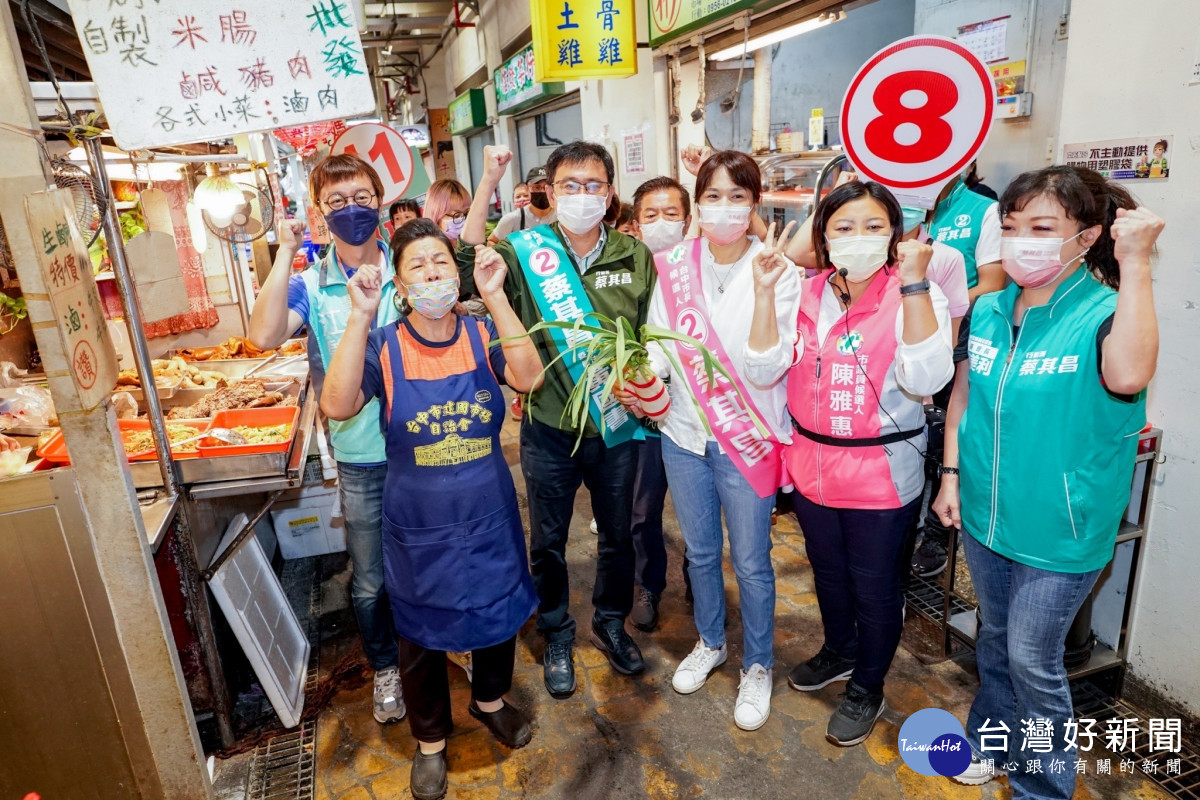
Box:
[590,620,646,675]
[469,699,533,749]
[543,640,576,699]
[410,747,447,800]
[630,588,660,632]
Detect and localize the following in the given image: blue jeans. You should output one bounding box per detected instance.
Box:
[338,462,398,670]
[963,533,1101,800]
[792,492,918,695]
[661,437,775,670]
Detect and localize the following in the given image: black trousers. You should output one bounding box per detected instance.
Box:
[397,634,516,743]
[631,436,670,594]
[520,419,638,643]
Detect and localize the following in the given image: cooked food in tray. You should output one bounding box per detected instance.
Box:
[230,423,291,445]
[116,357,226,389]
[166,379,296,419]
[176,336,306,362]
[123,424,203,455]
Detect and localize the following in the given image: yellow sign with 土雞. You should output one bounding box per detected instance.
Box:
[532,0,638,81]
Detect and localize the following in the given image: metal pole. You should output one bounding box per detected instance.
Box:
[83,133,178,495]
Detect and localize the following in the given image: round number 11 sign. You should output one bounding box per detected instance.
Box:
[841,36,995,204]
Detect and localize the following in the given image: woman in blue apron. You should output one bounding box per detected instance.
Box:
[322,219,544,800]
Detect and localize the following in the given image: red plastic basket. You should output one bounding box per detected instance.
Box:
[198,406,300,457]
[33,419,211,464]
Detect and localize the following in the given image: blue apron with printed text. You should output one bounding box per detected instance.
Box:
[378,318,536,651]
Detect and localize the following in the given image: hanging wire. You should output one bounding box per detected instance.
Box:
[18,0,71,121]
[691,40,706,124]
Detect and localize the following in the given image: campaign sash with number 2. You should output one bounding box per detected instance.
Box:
[512,225,641,447]
[654,238,783,497]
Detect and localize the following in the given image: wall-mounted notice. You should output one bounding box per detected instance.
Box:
[956,16,1009,64]
[67,0,376,149]
[623,132,645,174]
[1062,136,1172,181]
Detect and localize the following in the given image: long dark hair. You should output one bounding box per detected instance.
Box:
[694,150,762,206]
[809,181,904,272]
[999,165,1137,289]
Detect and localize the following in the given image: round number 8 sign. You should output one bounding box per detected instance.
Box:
[841,36,995,191]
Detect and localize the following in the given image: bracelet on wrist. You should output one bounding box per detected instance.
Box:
[899,279,931,297]
[938,466,959,477]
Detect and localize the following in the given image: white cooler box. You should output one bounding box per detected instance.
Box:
[271,484,346,559]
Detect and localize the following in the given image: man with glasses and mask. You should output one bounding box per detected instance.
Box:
[489,166,557,244]
[457,142,657,700]
[249,154,406,728]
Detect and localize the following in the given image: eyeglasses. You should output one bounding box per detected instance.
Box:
[322,190,377,211]
[553,179,610,196]
[441,211,467,224]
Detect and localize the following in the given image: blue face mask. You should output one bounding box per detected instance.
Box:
[900,206,926,235]
[325,204,380,245]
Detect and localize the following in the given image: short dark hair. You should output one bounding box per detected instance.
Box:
[810,181,904,272]
[616,203,635,228]
[632,176,691,220]
[389,199,420,219]
[694,150,762,206]
[999,165,1137,289]
[389,218,453,273]
[546,140,615,185]
[309,153,384,205]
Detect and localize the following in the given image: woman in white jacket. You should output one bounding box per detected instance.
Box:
[634,151,800,731]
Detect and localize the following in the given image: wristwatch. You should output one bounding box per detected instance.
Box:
[900,280,931,296]
[938,466,960,477]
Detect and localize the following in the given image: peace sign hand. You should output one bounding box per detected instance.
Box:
[752,220,796,294]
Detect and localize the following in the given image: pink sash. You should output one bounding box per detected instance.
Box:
[654,239,784,498]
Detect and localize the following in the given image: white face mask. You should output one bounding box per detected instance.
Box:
[697,205,752,245]
[556,194,608,235]
[828,235,889,282]
[639,219,686,252]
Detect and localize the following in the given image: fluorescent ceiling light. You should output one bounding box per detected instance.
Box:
[708,11,846,61]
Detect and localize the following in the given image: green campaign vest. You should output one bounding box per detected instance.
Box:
[929,180,997,288]
[957,268,1146,573]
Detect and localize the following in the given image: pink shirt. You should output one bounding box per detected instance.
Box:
[925,241,970,319]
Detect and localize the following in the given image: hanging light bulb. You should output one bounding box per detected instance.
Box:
[194,164,245,227]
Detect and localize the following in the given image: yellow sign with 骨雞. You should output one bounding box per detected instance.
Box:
[532,0,638,81]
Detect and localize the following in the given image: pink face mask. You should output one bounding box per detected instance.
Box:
[999,232,1087,288]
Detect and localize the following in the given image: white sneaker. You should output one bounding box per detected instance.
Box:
[672,640,727,694]
[589,518,598,535]
[447,651,474,683]
[734,664,773,731]
[952,754,1004,785]
[373,666,406,724]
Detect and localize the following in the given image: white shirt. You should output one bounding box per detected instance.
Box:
[492,206,556,240]
[647,237,800,456]
[744,272,954,399]
[976,203,1002,266]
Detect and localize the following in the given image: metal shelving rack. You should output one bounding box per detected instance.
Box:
[909,427,1164,686]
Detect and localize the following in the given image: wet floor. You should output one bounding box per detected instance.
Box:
[304,411,1170,800]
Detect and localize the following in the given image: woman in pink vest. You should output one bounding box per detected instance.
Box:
[744,181,954,746]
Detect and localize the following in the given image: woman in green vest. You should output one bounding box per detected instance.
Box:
[932,165,1163,799]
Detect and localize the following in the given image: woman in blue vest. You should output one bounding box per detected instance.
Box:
[933,166,1163,799]
[321,219,544,800]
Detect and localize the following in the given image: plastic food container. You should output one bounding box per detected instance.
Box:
[120,419,210,461]
[34,420,212,465]
[198,406,300,457]
[0,446,32,477]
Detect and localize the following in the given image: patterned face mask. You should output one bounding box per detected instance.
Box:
[404,278,459,320]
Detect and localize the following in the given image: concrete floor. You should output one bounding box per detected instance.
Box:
[308,412,1172,800]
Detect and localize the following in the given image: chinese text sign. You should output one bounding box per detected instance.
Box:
[24,190,119,412]
[67,0,376,149]
[533,0,638,81]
